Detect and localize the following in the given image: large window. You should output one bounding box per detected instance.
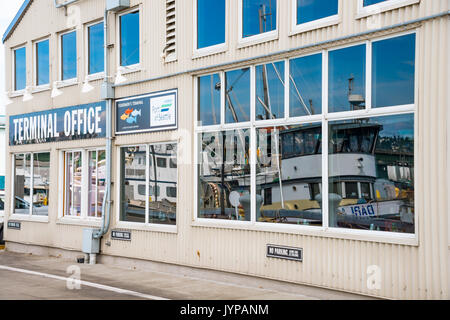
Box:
[196,0,226,50]
[61,31,77,80]
[120,143,177,225]
[241,0,277,40]
[88,22,104,75]
[119,10,140,67]
[36,40,49,86]
[14,47,26,91]
[295,0,338,25]
[62,149,105,218]
[196,33,416,235]
[13,152,50,216]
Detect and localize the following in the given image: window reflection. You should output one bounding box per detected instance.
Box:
[88,150,105,218]
[329,44,366,113]
[88,23,104,75]
[328,114,415,233]
[36,40,49,86]
[197,0,226,49]
[14,154,31,214]
[255,61,285,120]
[257,124,322,225]
[121,146,146,223]
[242,0,277,38]
[289,53,322,116]
[225,68,251,123]
[120,11,140,66]
[61,31,77,80]
[296,0,338,25]
[198,74,221,126]
[364,0,387,6]
[33,153,50,216]
[198,129,251,220]
[64,151,82,216]
[14,47,26,91]
[372,34,415,108]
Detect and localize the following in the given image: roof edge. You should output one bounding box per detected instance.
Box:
[2,0,33,44]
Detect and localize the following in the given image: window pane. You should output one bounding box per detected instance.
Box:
[88,23,104,75]
[121,146,146,223]
[290,53,322,116]
[149,144,177,225]
[120,11,140,66]
[14,47,26,91]
[36,40,49,86]
[14,154,31,214]
[242,0,276,38]
[329,44,366,113]
[255,61,285,120]
[197,0,225,49]
[225,68,251,123]
[33,152,50,216]
[198,74,221,126]
[65,151,82,216]
[88,150,105,218]
[372,34,415,108]
[329,114,415,234]
[198,129,251,221]
[297,0,338,25]
[61,31,77,80]
[257,124,322,225]
[364,0,387,6]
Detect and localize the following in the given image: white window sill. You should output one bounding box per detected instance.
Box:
[9,90,25,98]
[56,217,103,227]
[356,0,420,19]
[193,44,228,60]
[86,72,105,82]
[290,16,341,36]
[32,84,51,94]
[192,219,418,246]
[56,78,78,88]
[115,221,177,234]
[119,64,142,75]
[9,214,49,223]
[237,30,278,49]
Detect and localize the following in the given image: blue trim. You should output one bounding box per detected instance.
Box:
[2,0,33,43]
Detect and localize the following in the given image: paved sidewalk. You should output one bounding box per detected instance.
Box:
[0,250,374,300]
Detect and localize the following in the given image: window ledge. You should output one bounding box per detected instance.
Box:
[120,64,142,76]
[86,72,105,82]
[9,90,25,98]
[57,78,78,88]
[115,221,177,234]
[192,220,418,246]
[32,84,51,94]
[290,16,341,36]
[356,0,421,19]
[237,30,278,49]
[193,44,228,60]
[9,214,49,223]
[56,217,102,227]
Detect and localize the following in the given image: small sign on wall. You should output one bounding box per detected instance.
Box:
[7,221,21,230]
[111,230,131,241]
[266,244,302,262]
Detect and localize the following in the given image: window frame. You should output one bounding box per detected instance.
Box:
[193,30,419,245]
[116,6,142,74]
[12,45,27,93]
[58,29,78,85]
[85,20,105,81]
[291,0,342,36]
[116,142,178,233]
[10,151,51,223]
[58,148,105,222]
[33,37,51,91]
[237,0,279,48]
[193,0,229,59]
[356,0,420,19]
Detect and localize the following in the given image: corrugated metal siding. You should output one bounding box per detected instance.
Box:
[4,0,449,299]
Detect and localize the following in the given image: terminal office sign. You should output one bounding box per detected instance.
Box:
[9,101,106,145]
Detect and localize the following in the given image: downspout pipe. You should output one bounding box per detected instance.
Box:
[94,8,113,240]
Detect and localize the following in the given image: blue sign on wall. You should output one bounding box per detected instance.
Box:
[116,89,177,135]
[9,101,106,146]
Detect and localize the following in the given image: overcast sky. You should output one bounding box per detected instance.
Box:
[0,0,24,115]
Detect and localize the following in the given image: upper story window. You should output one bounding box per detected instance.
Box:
[119,10,140,67]
[240,0,277,44]
[196,0,226,50]
[357,0,420,17]
[61,31,77,81]
[14,47,26,91]
[296,0,338,25]
[36,39,49,86]
[88,22,104,75]
[363,0,388,6]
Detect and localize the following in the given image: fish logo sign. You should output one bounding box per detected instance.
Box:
[121,108,142,125]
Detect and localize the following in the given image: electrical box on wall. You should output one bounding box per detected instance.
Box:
[106,0,130,12]
[82,228,100,254]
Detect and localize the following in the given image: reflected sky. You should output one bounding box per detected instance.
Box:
[36,40,49,86]
[255,61,284,120]
[290,53,322,116]
[372,34,415,108]
[198,74,221,126]
[243,0,276,38]
[120,11,140,66]
[297,0,338,25]
[88,22,104,75]
[364,0,387,6]
[197,0,225,49]
[225,68,251,123]
[62,31,77,80]
[14,47,26,90]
